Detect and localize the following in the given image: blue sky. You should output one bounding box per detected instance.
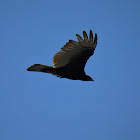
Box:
[0,0,140,140]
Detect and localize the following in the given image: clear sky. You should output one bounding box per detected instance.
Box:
[0,0,140,140]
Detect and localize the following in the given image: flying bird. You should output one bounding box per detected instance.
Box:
[27,30,97,81]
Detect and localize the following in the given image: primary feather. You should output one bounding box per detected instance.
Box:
[27,30,97,81]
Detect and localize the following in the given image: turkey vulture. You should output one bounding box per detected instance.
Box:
[27,30,97,81]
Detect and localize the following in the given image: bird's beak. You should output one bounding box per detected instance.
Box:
[90,78,94,81]
[89,77,94,81]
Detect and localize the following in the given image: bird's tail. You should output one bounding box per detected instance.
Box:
[27,64,54,73]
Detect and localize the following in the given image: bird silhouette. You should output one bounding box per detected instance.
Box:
[27,30,97,81]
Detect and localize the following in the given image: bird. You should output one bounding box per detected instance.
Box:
[27,30,97,81]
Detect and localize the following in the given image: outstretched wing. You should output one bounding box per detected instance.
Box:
[53,30,97,72]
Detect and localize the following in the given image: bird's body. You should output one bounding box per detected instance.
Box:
[27,30,97,81]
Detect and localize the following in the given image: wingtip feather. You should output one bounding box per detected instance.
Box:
[83,31,89,42]
[94,33,97,43]
[76,34,84,43]
[89,30,93,43]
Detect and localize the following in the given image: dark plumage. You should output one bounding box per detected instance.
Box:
[27,30,97,81]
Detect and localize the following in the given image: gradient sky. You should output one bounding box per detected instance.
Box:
[0,0,140,140]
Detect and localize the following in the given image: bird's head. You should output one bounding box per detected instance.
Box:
[84,75,94,81]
